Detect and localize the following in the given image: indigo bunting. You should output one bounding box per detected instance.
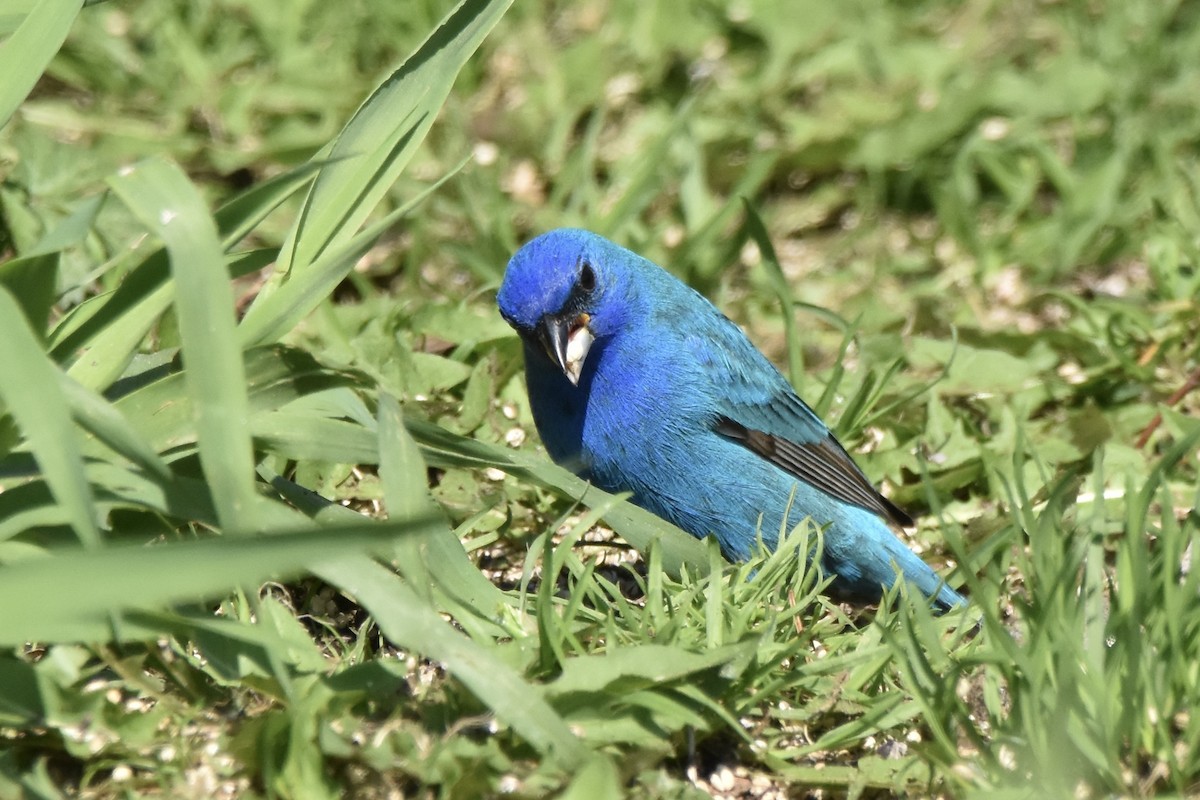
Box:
[497,228,966,612]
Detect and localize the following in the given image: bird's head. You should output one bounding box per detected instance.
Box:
[498,228,631,386]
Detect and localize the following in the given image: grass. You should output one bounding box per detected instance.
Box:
[1,0,1198,797]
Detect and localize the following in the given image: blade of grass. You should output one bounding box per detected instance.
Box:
[0,252,58,336]
[256,465,587,765]
[0,0,83,128]
[316,554,590,768]
[99,347,355,463]
[236,157,466,348]
[377,393,517,625]
[743,200,804,388]
[109,158,258,532]
[405,416,712,574]
[57,163,322,391]
[378,393,433,600]
[59,373,170,479]
[0,519,423,644]
[0,287,101,548]
[273,0,512,274]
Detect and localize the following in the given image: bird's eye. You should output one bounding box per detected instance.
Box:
[578,261,596,292]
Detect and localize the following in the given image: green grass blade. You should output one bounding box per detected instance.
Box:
[378,393,434,599]
[59,374,170,479]
[236,158,466,348]
[268,457,516,633]
[743,200,804,388]
[60,276,169,391]
[257,465,582,763]
[106,347,353,461]
[0,286,101,548]
[405,416,711,574]
[275,0,511,273]
[0,0,83,128]
[0,252,58,336]
[0,521,414,644]
[108,158,258,531]
[315,555,589,768]
[376,392,519,627]
[250,412,376,463]
[53,163,321,387]
[544,642,757,697]
[559,756,622,800]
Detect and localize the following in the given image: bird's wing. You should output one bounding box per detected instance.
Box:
[713,410,914,528]
[696,313,914,529]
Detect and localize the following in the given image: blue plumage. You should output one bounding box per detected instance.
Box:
[498,228,966,612]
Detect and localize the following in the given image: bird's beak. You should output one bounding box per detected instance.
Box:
[536,312,593,386]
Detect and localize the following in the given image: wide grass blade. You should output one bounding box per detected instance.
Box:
[405,416,712,574]
[274,0,512,273]
[58,374,170,479]
[53,162,322,389]
[0,0,83,128]
[236,163,464,348]
[0,252,58,335]
[109,158,258,531]
[0,287,101,548]
[261,465,589,767]
[316,554,589,768]
[94,347,353,465]
[0,521,417,644]
[377,393,514,624]
[237,0,511,347]
[379,393,434,598]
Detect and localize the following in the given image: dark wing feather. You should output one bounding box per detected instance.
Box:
[680,302,913,528]
[714,415,914,529]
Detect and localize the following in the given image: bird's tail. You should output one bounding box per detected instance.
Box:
[821,505,968,614]
[877,528,967,613]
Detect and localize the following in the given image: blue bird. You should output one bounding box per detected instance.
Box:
[497,228,966,613]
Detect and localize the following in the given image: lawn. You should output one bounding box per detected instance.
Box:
[1,0,1198,797]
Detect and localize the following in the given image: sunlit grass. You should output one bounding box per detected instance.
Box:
[0,0,1197,797]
